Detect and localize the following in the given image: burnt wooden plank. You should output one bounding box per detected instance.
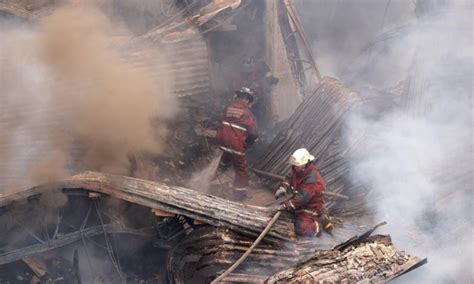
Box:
[56,172,296,241]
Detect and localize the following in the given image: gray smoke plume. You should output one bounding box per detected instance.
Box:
[298,0,472,281]
[296,0,415,77]
[342,3,473,283]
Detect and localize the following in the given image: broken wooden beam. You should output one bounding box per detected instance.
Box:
[22,256,47,278]
[221,273,267,283]
[333,221,388,251]
[0,172,297,242]
[60,171,296,241]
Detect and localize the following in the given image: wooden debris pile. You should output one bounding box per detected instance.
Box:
[167,225,297,283]
[0,173,427,282]
[266,235,426,283]
[166,222,426,283]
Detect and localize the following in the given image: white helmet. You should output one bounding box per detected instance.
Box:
[289,148,315,167]
[236,87,255,103]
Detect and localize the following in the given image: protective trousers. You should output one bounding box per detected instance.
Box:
[219,151,249,187]
[295,212,320,237]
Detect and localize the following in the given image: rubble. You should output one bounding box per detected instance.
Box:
[167,225,295,283]
[167,221,427,282]
[266,235,426,283]
[0,0,433,282]
[0,172,426,282]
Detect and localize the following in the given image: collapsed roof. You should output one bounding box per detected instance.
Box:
[0,0,434,282]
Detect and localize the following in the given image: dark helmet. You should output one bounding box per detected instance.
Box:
[235,87,254,103]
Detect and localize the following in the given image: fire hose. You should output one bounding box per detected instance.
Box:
[210,210,282,284]
[250,168,349,200]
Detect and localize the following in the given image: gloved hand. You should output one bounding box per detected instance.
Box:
[276,203,287,211]
[274,186,287,199]
[320,213,334,235]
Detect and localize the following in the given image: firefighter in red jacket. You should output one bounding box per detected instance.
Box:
[275,148,333,237]
[216,87,257,199]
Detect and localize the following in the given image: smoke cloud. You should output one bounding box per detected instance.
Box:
[296,0,473,281]
[0,3,176,192]
[296,0,415,77]
[341,3,473,283]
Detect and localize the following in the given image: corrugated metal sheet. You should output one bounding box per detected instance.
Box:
[123,27,211,98]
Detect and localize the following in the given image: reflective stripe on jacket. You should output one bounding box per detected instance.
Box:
[216,98,257,153]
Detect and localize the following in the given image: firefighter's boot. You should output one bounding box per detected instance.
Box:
[320,213,334,235]
[233,187,248,201]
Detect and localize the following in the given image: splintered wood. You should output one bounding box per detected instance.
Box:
[266,235,426,283]
[167,224,426,283]
[167,225,297,283]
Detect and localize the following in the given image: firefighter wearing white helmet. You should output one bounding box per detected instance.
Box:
[275,148,334,237]
[235,87,255,105]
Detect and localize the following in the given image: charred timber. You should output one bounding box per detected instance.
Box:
[266,234,426,283]
[167,226,296,283]
[167,223,426,283]
[1,172,297,241]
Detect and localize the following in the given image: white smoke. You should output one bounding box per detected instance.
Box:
[187,150,223,194]
[345,4,473,283]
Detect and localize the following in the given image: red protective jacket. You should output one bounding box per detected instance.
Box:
[283,163,326,213]
[216,98,257,153]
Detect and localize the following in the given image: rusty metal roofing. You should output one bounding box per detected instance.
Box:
[123,30,211,98]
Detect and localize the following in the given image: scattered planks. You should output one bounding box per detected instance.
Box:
[167,225,298,283]
[166,222,426,283]
[56,171,297,242]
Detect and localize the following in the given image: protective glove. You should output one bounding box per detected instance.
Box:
[274,186,287,199]
[276,203,287,211]
[320,213,334,235]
